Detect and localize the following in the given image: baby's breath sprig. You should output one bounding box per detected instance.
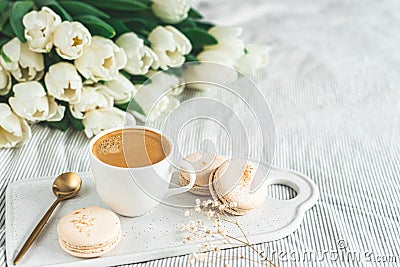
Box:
[180,199,277,266]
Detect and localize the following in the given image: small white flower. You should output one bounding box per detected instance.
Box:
[217,226,224,235]
[212,200,219,207]
[179,224,186,232]
[194,205,201,213]
[53,21,91,60]
[235,43,269,76]
[75,36,127,82]
[101,72,137,104]
[0,65,12,96]
[202,242,210,250]
[184,210,191,217]
[45,62,82,102]
[9,81,65,122]
[206,210,214,218]
[0,38,44,82]
[195,199,201,205]
[152,0,190,24]
[69,81,113,119]
[116,32,159,75]
[23,7,61,53]
[148,26,192,69]
[0,103,31,148]
[82,107,127,138]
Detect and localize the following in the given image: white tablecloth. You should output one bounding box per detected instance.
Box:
[1,0,400,266]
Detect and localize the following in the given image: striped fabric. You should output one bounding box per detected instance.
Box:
[2,0,400,266]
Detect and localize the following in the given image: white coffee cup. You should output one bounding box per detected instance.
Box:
[89,126,196,217]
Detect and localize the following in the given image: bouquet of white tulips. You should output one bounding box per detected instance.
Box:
[0,0,269,148]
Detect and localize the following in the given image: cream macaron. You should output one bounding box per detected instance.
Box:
[209,158,267,215]
[179,152,226,196]
[57,206,121,258]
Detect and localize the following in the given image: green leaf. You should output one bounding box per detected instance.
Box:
[59,1,109,19]
[1,22,15,38]
[80,0,149,11]
[0,0,8,13]
[131,75,151,85]
[116,98,145,116]
[130,98,145,116]
[194,21,214,31]
[66,109,84,131]
[47,115,70,131]
[35,0,73,21]
[165,67,183,77]
[181,28,217,49]
[175,18,197,30]
[114,102,129,111]
[188,8,203,19]
[75,15,115,38]
[0,36,10,47]
[0,7,10,32]
[1,46,12,63]
[10,1,33,42]
[185,54,198,63]
[105,18,130,36]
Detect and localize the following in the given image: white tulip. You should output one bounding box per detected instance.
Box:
[83,107,129,138]
[75,36,127,82]
[101,73,137,104]
[0,38,44,81]
[45,62,82,103]
[0,103,31,148]
[152,0,190,24]
[148,26,192,69]
[53,21,91,60]
[235,43,269,76]
[133,71,181,121]
[204,26,245,65]
[116,32,159,75]
[182,26,245,90]
[23,7,61,53]
[0,65,12,96]
[9,81,65,122]
[69,81,114,119]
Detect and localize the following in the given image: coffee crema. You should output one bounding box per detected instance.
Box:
[92,128,171,168]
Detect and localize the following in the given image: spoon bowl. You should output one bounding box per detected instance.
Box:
[52,172,82,200]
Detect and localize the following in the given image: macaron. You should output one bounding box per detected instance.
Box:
[209,158,267,215]
[179,152,226,195]
[57,206,121,258]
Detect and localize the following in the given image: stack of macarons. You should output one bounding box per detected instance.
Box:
[180,153,267,215]
[57,206,121,258]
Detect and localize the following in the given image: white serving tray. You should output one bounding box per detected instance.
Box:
[6,167,319,267]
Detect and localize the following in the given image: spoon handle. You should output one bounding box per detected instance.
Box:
[13,198,62,265]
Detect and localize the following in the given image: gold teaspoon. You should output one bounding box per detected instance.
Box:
[13,172,82,265]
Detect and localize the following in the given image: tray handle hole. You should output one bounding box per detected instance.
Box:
[267,184,297,200]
